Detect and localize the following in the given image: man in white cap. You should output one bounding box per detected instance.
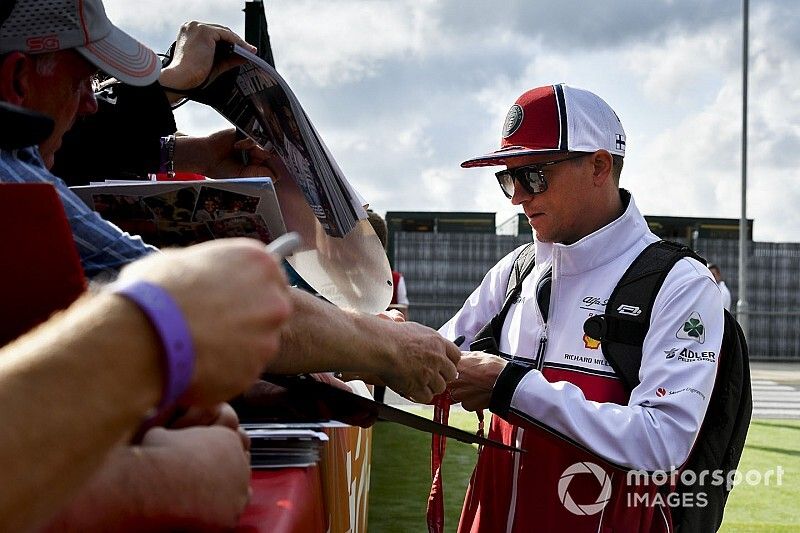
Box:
[446,84,724,532]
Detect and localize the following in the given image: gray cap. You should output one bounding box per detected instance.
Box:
[0,0,160,86]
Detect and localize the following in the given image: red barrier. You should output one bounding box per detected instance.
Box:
[237,467,327,532]
[0,184,86,346]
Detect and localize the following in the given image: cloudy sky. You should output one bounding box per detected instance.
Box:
[106,0,800,243]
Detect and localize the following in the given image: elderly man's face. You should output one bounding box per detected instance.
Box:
[25,50,98,168]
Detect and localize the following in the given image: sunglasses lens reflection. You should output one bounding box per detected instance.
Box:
[496,172,514,198]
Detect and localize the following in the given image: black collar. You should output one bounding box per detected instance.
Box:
[0,102,54,150]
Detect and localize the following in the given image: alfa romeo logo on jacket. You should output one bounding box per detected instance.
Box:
[558,461,612,515]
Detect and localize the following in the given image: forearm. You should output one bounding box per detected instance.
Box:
[274,289,394,377]
[42,432,249,533]
[41,445,154,533]
[0,293,163,531]
[274,289,459,404]
[172,135,210,176]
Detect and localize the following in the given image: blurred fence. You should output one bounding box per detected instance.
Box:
[695,238,800,361]
[395,233,800,361]
[394,232,531,329]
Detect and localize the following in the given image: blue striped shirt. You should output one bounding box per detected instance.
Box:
[0,146,157,279]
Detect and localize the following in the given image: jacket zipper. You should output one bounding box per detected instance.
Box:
[535,326,548,371]
[507,259,554,532]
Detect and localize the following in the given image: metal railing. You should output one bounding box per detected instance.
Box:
[396,233,800,361]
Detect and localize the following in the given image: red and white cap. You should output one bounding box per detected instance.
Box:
[462,83,626,168]
[0,0,159,86]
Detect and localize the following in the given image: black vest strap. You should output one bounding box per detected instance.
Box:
[583,240,705,392]
[470,243,536,353]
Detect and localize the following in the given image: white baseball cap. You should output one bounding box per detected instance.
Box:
[0,0,160,86]
[462,83,626,168]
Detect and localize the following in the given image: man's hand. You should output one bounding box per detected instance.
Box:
[174,129,286,179]
[376,309,406,323]
[166,402,249,451]
[114,239,292,407]
[375,322,461,404]
[450,351,508,411]
[160,21,256,104]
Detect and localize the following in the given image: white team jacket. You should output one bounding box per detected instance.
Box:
[441,192,724,471]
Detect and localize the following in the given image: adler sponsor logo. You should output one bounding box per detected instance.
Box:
[665,347,716,363]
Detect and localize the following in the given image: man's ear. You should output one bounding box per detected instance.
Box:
[0,52,32,106]
[590,150,614,187]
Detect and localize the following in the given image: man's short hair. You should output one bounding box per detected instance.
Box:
[367,210,388,250]
[612,154,624,183]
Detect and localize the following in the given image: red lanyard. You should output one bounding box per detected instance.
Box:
[426,394,485,533]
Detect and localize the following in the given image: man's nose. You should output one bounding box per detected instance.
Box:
[510,178,533,205]
[79,82,98,115]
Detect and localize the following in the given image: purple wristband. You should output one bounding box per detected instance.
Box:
[110,279,195,410]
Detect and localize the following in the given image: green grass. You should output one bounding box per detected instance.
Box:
[367,409,480,533]
[368,412,800,532]
[719,420,800,532]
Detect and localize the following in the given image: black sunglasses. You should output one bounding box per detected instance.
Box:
[495,152,589,198]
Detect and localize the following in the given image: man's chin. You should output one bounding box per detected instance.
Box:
[41,152,56,170]
[38,140,59,170]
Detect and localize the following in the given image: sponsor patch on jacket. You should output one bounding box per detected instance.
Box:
[676,311,705,344]
[580,295,608,312]
[664,347,716,363]
[583,334,601,350]
[563,353,612,368]
[652,386,707,401]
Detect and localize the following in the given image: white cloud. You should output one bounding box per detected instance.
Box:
[102,0,800,243]
[616,4,800,242]
[267,0,445,86]
[624,23,734,105]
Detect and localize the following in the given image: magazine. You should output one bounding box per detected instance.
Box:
[70,178,286,249]
[188,43,366,238]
